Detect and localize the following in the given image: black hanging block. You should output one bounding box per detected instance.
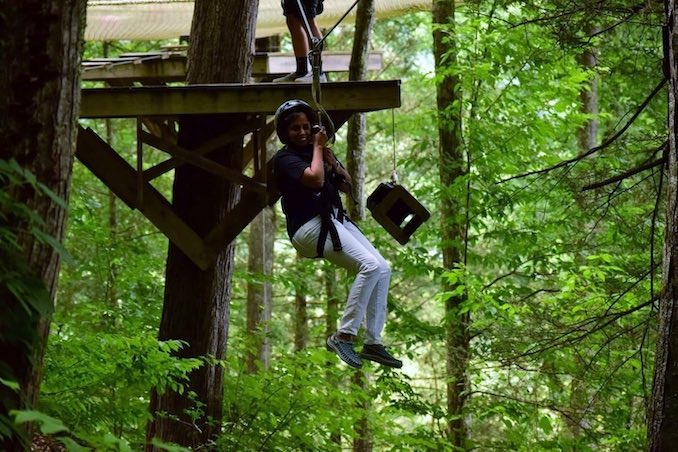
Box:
[367,182,430,245]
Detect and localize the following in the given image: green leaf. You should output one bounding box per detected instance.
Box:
[30,227,74,265]
[59,437,91,452]
[0,377,20,392]
[102,433,132,452]
[150,437,191,452]
[11,410,69,435]
[539,415,553,434]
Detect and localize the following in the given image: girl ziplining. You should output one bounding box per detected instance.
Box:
[273,99,403,369]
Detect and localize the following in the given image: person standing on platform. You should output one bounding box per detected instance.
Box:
[273,0,327,83]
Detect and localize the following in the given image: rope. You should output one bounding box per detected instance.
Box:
[391,109,398,184]
[293,0,363,144]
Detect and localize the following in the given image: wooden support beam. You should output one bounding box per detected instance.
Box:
[76,126,216,270]
[204,160,280,251]
[80,81,401,118]
[139,130,267,193]
[144,116,263,181]
[243,119,276,171]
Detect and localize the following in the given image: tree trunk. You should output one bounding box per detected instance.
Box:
[352,371,373,452]
[577,25,600,153]
[146,0,258,448]
[294,254,309,352]
[559,24,601,437]
[245,206,275,372]
[346,0,375,221]
[245,138,276,373]
[346,4,376,450]
[0,0,86,448]
[103,42,120,323]
[324,265,342,446]
[648,2,678,449]
[433,0,469,448]
[245,37,278,373]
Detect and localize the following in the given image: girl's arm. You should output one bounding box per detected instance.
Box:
[299,128,329,189]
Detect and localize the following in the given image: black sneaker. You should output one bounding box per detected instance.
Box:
[326,334,362,368]
[359,344,403,368]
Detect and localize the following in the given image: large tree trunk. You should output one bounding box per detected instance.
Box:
[648,2,678,449]
[433,0,469,448]
[146,1,258,448]
[0,0,85,448]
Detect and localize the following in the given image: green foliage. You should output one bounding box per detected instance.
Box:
[220,340,448,451]
[11,408,190,451]
[39,2,669,450]
[41,332,202,448]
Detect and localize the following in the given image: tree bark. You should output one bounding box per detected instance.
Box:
[245,139,275,372]
[346,0,375,221]
[577,25,600,153]
[0,0,86,447]
[648,2,678,449]
[103,42,120,322]
[146,0,258,448]
[433,0,469,448]
[246,206,275,372]
[346,4,376,450]
[245,37,278,372]
[324,264,342,446]
[294,254,309,352]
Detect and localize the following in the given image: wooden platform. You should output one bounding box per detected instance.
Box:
[77,80,401,269]
[80,81,400,118]
[82,51,384,84]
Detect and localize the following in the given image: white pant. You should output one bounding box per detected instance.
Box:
[292,215,390,344]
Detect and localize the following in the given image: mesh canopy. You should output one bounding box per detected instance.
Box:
[85,0,429,41]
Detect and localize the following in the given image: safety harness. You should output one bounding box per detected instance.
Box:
[316,177,345,258]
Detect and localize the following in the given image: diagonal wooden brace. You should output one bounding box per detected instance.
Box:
[76,126,217,270]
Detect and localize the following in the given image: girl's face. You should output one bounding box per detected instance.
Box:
[286,113,312,147]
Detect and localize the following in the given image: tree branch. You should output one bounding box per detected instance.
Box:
[497,77,667,184]
[469,389,596,439]
[581,156,665,191]
[511,297,655,360]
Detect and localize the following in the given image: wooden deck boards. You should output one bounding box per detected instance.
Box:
[79,80,401,118]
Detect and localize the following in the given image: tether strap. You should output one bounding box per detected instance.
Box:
[316,183,345,257]
[317,211,343,257]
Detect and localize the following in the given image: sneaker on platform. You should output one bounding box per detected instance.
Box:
[272,71,300,83]
[294,73,327,83]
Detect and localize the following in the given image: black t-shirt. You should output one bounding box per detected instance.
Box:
[274,144,341,238]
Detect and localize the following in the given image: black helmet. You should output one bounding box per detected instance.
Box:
[274,99,318,144]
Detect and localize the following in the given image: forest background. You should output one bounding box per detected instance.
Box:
[1,1,670,451]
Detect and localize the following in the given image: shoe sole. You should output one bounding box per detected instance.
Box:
[358,352,403,369]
